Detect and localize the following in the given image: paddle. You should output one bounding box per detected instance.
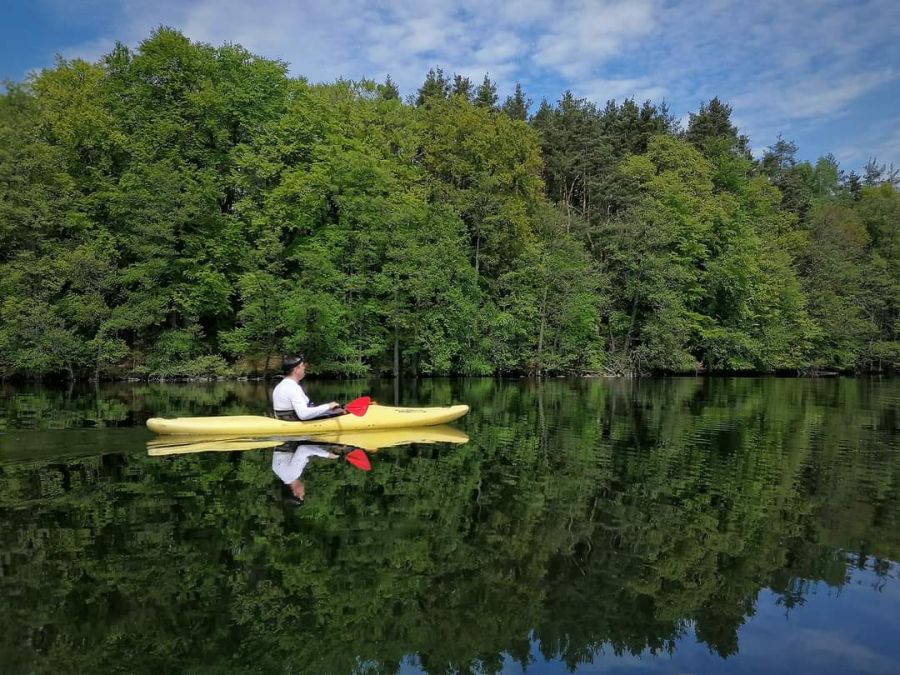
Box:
[343,396,372,416]
[345,448,371,471]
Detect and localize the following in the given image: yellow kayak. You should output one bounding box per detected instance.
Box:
[147,425,469,456]
[146,403,469,436]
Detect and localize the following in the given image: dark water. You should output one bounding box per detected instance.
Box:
[1,378,898,675]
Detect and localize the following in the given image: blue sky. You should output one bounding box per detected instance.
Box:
[3,0,899,171]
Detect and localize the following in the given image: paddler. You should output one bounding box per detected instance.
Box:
[272,355,344,421]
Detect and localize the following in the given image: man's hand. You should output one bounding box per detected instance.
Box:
[327,401,341,410]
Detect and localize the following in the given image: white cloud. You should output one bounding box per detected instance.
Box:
[759,71,896,120]
[834,122,900,171]
[57,37,118,66]
[49,0,664,94]
[497,0,555,24]
[38,0,900,165]
[474,32,527,64]
[532,0,658,78]
[730,69,897,124]
[578,77,666,105]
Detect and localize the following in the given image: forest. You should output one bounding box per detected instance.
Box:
[1,27,898,379]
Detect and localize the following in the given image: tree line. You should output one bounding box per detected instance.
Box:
[1,28,897,379]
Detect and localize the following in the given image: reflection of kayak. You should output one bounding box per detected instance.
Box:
[147,403,469,436]
[147,425,469,456]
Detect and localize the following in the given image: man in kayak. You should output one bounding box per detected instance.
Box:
[272,441,339,503]
[272,355,344,421]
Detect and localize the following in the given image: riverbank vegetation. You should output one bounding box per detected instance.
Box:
[1,28,897,379]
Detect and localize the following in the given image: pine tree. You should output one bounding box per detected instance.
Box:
[685,97,750,158]
[761,136,813,219]
[416,67,450,106]
[501,82,531,121]
[864,158,900,187]
[381,74,399,100]
[844,171,862,201]
[474,74,498,109]
[451,74,473,101]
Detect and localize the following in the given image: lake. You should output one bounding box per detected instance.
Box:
[1,377,898,674]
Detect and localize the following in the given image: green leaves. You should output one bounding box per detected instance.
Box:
[0,28,897,378]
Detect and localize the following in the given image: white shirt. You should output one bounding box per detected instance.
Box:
[272,445,335,483]
[272,378,333,420]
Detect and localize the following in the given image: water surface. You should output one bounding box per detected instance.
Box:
[1,378,898,674]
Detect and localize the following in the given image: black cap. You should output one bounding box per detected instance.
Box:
[281,355,306,375]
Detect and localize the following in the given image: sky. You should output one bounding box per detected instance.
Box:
[2,0,899,172]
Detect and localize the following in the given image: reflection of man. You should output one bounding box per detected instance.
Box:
[272,442,338,503]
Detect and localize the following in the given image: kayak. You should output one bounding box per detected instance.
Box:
[146,403,469,436]
[147,425,469,456]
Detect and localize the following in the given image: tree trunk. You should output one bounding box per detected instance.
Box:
[537,284,550,376]
[393,286,401,379]
[582,172,587,219]
[625,293,640,355]
[264,344,275,379]
[474,233,481,278]
[393,329,400,380]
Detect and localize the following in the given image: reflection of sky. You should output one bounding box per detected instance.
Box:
[399,564,900,675]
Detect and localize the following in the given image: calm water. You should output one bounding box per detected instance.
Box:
[1,378,898,675]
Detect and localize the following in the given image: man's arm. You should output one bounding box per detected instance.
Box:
[293,400,335,420]
[290,389,343,420]
[288,384,337,420]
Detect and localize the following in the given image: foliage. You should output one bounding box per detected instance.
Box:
[0,29,898,378]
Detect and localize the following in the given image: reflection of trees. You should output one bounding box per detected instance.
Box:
[0,379,462,430]
[0,378,898,673]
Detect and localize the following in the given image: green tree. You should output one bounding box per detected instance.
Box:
[416,67,450,106]
[495,206,607,374]
[760,136,815,219]
[801,204,876,369]
[381,74,400,100]
[855,183,900,370]
[501,82,530,121]
[473,74,498,108]
[685,97,750,159]
[451,73,473,100]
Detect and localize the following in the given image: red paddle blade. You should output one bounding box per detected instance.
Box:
[344,396,371,416]
[345,449,371,471]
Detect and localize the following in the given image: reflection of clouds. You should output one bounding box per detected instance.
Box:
[781,629,899,674]
[724,570,900,675]
[492,564,900,674]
